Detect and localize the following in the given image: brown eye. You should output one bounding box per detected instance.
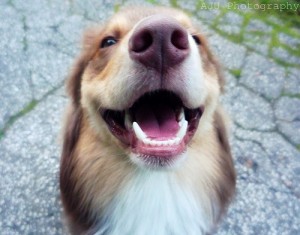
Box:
[192,35,201,45]
[101,37,117,48]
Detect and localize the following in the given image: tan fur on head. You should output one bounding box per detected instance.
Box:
[60,6,235,235]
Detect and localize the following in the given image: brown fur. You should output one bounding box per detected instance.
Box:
[60,6,236,234]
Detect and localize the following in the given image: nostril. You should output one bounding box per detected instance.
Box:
[131,30,153,53]
[171,29,188,50]
[129,16,190,69]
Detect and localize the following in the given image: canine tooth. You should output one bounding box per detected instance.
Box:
[179,116,186,127]
[176,120,188,140]
[178,108,185,121]
[125,111,132,129]
[133,122,147,140]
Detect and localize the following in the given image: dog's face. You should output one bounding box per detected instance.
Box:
[70,7,223,169]
[62,7,235,234]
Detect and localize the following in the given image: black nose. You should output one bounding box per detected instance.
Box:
[129,15,189,70]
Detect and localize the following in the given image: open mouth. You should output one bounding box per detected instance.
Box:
[101,90,203,164]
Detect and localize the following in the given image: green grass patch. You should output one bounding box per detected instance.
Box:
[222,1,300,39]
[269,29,281,55]
[281,91,300,99]
[206,0,300,68]
[0,100,38,140]
[146,0,159,4]
[281,43,300,56]
[169,0,179,8]
[0,130,4,140]
[229,68,242,79]
[113,4,121,13]
[212,25,244,43]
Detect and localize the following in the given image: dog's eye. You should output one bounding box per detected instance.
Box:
[192,35,201,45]
[100,37,117,48]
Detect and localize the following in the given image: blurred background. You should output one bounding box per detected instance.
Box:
[0,0,299,234]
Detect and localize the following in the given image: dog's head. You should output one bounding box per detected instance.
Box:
[68,7,224,169]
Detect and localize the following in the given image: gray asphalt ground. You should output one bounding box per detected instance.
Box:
[0,0,299,234]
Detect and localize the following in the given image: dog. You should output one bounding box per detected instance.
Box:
[60,6,236,235]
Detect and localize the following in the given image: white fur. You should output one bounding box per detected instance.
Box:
[93,169,213,235]
[169,33,207,109]
[129,151,187,170]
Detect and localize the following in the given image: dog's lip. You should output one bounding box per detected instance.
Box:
[100,90,203,163]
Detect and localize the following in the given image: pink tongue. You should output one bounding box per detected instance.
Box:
[135,104,179,139]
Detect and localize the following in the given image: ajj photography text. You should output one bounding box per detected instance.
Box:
[199,1,300,11]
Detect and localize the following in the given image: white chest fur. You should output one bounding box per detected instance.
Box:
[94,170,213,235]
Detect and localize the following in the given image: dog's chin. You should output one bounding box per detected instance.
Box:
[100,90,203,169]
[129,151,188,170]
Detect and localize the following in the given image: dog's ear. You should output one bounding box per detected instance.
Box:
[67,27,103,106]
[67,55,87,106]
[61,27,104,230]
[60,105,93,231]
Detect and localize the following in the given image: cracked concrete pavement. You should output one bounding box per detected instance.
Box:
[0,0,299,234]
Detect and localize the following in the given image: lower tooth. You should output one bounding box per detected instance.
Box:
[177,120,188,140]
[149,140,158,146]
[162,141,169,146]
[174,137,180,145]
[144,139,152,145]
[156,141,163,147]
[142,138,181,147]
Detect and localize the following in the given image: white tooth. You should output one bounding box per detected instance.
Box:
[178,108,185,121]
[143,138,152,145]
[133,122,147,141]
[176,120,188,140]
[179,116,186,127]
[174,137,180,145]
[143,137,182,146]
[149,140,157,146]
[154,140,162,146]
[125,111,132,129]
[162,140,169,146]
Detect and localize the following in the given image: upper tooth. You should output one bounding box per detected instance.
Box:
[133,122,147,140]
[176,120,188,140]
[178,108,185,121]
[179,117,185,127]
